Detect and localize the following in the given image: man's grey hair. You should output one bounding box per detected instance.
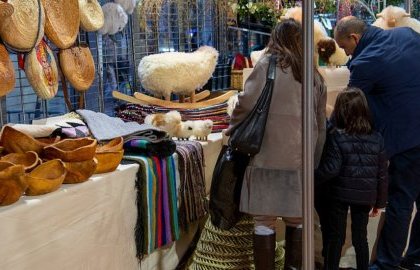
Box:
[335,16,368,39]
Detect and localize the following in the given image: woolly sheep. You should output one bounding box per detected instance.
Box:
[144,110,181,137]
[282,7,349,66]
[173,121,194,140]
[99,3,128,35]
[114,0,137,15]
[193,119,213,141]
[373,5,420,33]
[138,46,219,101]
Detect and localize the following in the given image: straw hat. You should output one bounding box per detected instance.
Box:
[0,162,26,206]
[43,137,97,162]
[0,0,45,52]
[59,45,95,92]
[25,40,59,100]
[0,1,14,19]
[0,44,15,97]
[78,0,104,32]
[25,159,66,196]
[41,0,80,49]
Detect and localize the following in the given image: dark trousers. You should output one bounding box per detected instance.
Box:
[324,200,371,270]
[372,146,420,270]
[315,184,331,259]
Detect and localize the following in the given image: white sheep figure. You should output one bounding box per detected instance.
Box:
[138,46,219,101]
[373,5,420,33]
[99,3,128,35]
[282,7,349,66]
[114,0,137,15]
[173,121,194,140]
[193,119,213,141]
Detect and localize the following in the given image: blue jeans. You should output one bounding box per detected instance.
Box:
[371,146,420,270]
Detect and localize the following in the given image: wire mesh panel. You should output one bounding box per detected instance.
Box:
[0,0,228,126]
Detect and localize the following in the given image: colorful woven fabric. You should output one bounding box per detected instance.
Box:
[115,102,230,133]
[175,140,208,230]
[122,154,180,258]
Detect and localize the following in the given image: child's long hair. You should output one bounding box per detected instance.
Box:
[334,87,373,135]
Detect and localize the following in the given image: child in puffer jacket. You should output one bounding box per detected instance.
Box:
[315,87,388,270]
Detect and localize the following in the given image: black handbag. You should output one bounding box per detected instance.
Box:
[209,55,277,230]
[229,55,277,156]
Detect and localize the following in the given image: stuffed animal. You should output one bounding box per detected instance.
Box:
[173,120,194,140]
[144,110,181,137]
[373,5,420,33]
[99,3,128,35]
[138,46,219,101]
[114,0,137,15]
[281,7,349,66]
[193,119,213,141]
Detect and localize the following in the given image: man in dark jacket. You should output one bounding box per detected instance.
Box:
[334,16,420,270]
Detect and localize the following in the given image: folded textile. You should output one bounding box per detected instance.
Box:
[8,124,59,138]
[76,109,167,142]
[124,138,176,158]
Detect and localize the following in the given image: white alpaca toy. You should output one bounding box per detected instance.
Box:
[144,110,182,137]
[99,3,128,35]
[373,5,420,33]
[193,119,213,141]
[138,46,219,101]
[173,121,194,140]
[282,7,349,66]
[114,0,137,15]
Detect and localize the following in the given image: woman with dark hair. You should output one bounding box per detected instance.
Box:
[225,19,327,270]
[315,87,388,270]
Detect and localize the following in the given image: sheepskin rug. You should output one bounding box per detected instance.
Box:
[99,3,128,35]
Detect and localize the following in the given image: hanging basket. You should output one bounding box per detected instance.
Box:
[25,40,59,100]
[0,0,45,52]
[41,0,80,49]
[78,0,104,32]
[59,44,95,92]
[0,44,15,97]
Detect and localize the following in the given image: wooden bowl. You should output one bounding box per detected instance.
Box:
[43,138,97,162]
[97,137,123,152]
[94,150,124,174]
[63,158,97,184]
[25,159,66,196]
[1,151,41,171]
[0,126,46,154]
[0,163,26,206]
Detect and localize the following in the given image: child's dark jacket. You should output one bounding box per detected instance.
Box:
[315,129,388,208]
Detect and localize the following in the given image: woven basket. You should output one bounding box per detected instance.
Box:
[78,0,104,32]
[41,0,80,49]
[0,0,45,52]
[59,44,95,92]
[230,69,243,91]
[0,44,15,97]
[25,40,59,100]
[0,2,14,19]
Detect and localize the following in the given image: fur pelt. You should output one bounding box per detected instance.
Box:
[114,0,137,15]
[373,5,420,33]
[282,7,348,66]
[192,119,213,141]
[138,46,219,100]
[99,3,128,35]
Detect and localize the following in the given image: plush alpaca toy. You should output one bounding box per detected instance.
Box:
[373,5,420,33]
[173,121,194,140]
[138,46,219,101]
[192,119,213,141]
[99,3,128,35]
[144,110,182,137]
